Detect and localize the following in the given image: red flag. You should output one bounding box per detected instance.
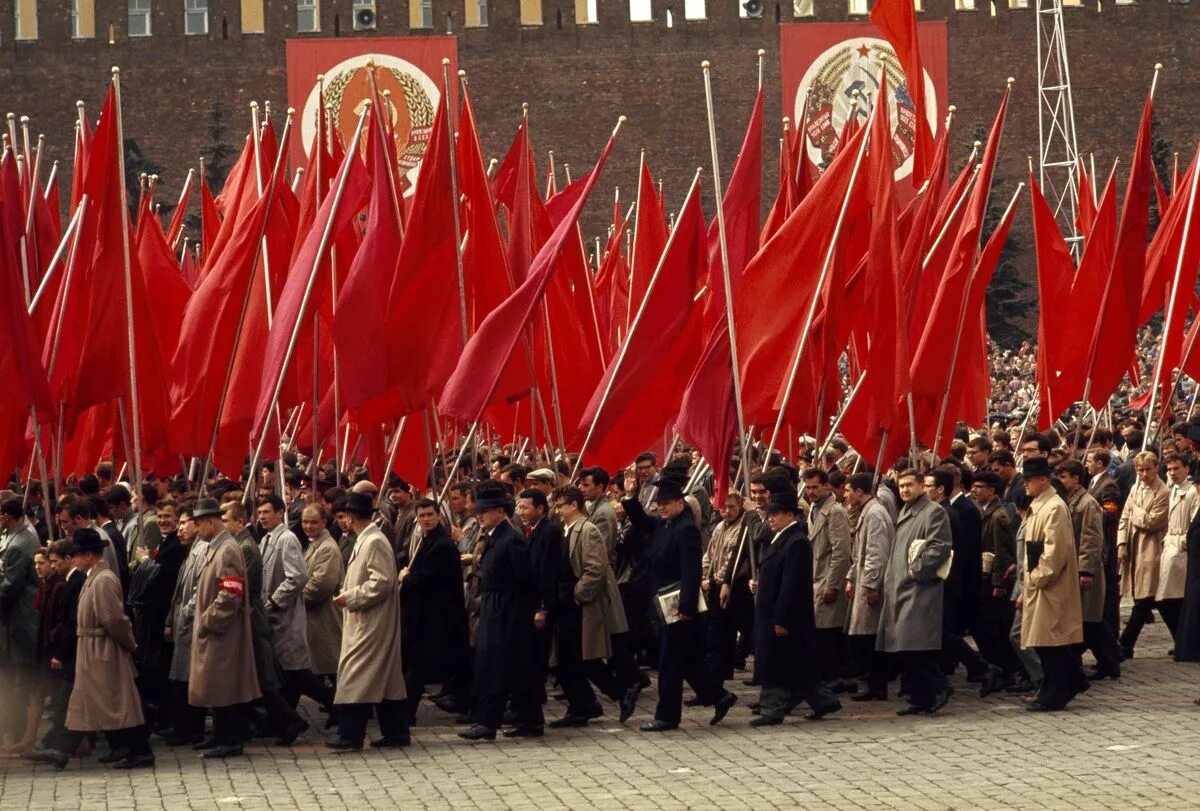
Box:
[627,155,669,334]
[675,324,738,502]
[1075,158,1097,237]
[439,129,619,424]
[199,171,220,264]
[576,175,708,472]
[164,172,192,248]
[1147,157,1200,392]
[1029,175,1074,427]
[1140,155,1198,323]
[1083,92,1154,409]
[870,0,935,186]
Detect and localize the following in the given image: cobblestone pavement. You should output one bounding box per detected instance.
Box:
[3,612,1199,810]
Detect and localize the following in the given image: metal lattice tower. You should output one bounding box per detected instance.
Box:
[1037,0,1082,255]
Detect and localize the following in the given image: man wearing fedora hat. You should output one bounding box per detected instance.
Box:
[188,498,262,758]
[750,492,840,726]
[62,528,155,769]
[1018,457,1087,711]
[621,479,737,732]
[459,484,542,741]
[328,492,408,751]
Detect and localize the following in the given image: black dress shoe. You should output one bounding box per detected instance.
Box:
[201,744,244,759]
[112,753,156,770]
[326,738,364,752]
[192,737,219,751]
[742,677,761,686]
[434,696,468,715]
[274,719,309,747]
[929,689,950,713]
[548,715,589,729]
[1005,678,1035,694]
[1118,648,1133,662]
[619,684,643,724]
[1090,668,1120,681]
[502,726,544,738]
[1025,701,1059,712]
[805,700,842,721]
[749,715,782,727]
[457,724,496,741]
[683,696,705,707]
[26,748,68,769]
[639,719,678,732]
[501,709,518,726]
[370,735,411,748]
[896,704,931,716]
[710,691,738,726]
[98,748,131,764]
[850,688,887,702]
[583,702,603,720]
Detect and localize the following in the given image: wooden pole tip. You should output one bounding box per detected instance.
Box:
[442,57,451,66]
[286,107,296,116]
[782,116,791,124]
[757,49,766,57]
[1006,76,1015,86]
[701,60,711,69]
[974,140,983,148]
[1155,62,1164,71]
[316,73,325,82]
[5,113,13,121]
[382,89,391,98]
[111,66,120,75]
[948,104,957,113]
[618,115,628,124]
[19,115,29,125]
[457,69,467,78]
[250,101,259,110]
[76,100,85,109]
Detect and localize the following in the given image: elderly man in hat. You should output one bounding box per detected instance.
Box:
[525,469,558,496]
[877,469,953,716]
[459,484,542,741]
[749,491,840,726]
[1117,451,1170,658]
[189,498,262,759]
[51,528,155,770]
[328,492,408,751]
[621,478,737,732]
[1019,457,1087,711]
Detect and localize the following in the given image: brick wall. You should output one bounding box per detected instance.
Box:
[0,0,1195,329]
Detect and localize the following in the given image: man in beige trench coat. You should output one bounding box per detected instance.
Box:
[1018,459,1086,712]
[189,499,262,759]
[327,492,408,752]
[1117,451,1170,658]
[62,528,155,770]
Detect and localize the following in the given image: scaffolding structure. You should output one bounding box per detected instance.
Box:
[1037,0,1083,256]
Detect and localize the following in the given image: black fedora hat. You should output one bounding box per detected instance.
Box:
[192,498,224,520]
[335,491,375,518]
[472,484,511,513]
[1022,457,1052,480]
[71,527,108,555]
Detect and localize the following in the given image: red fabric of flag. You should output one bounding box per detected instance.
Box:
[870,0,935,187]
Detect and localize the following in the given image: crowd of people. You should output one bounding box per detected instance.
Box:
[1,409,1200,769]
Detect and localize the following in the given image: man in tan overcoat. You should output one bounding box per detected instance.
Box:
[803,468,852,690]
[328,492,407,751]
[1117,451,1170,657]
[1019,459,1086,712]
[1157,453,1197,643]
[301,504,344,682]
[188,499,262,759]
[62,528,155,770]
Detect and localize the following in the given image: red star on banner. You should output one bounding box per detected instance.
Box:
[856,43,871,58]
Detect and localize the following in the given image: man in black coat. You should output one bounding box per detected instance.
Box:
[622,480,737,732]
[517,489,566,712]
[401,499,470,722]
[1086,449,1123,636]
[749,493,840,726]
[459,485,542,741]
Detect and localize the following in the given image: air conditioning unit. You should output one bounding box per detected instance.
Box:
[353,3,377,30]
[742,0,765,17]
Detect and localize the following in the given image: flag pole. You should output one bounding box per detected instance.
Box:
[703,58,755,495]
[28,200,86,314]
[245,105,370,499]
[1143,132,1200,450]
[197,108,295,492]
[815,370,868,464]
[381,416,408,481]
[931,180,1025,456]
[762,108,871,471]
[110,67,147,540]
[442,58,469,347]
[571,169,704,478]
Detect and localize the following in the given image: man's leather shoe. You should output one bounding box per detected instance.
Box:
[639,719,678,732]
[201,744,244,759]
[583,702,603,720]
[1118,647,1133,662]
[370,735,411,748]
[929,688,951,713]
[501,709,518,726]
[1025,702,1059,712]
[98,748,130,764]
[851,688,887,702]
[978,665,1005,698]
[1090,668,1120,681]
[548,715,589,729]
[457,724,496,741]
[26,748,68,769]
[741,677,760,686]
[192,737,219,751]
[710,691,737,726]
[749,715,782,727]
[274,719,309,747]
[1005,678,1035,694]
[326,738,364,752]
[618,684,642,724]
[434,696,468,715]
[502,726,544,738]
[896,704,930,716]
[805,700,841,721]
[112,754,155,770]
[683,696,705,707]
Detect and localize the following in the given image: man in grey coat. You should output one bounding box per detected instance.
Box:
[804,468,852,691]
[876,469,953,716]
[843,474,894,701]
[0,498,41,742]
[163,505,208,744]
[257,495,332,714]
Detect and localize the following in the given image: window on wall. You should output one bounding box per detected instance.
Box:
[409,0,431,28]
[575,0,598,22]
[848,0,868,13]
[466,0,488,26]
[72,0,96,37]
[914,0,923,10]
[241,0,263,33]
[630,0,651,20]
[684,0,706,17]
[955,0,975,9]
[793,0,815,15]
[1008,0,1028,6]
[15,0,38,40]
[520,0,543,25]
[129,0,152,36]
[184,0,208,34]
[297,0,318,31]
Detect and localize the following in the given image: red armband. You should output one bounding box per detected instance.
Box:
[219,576,244,596]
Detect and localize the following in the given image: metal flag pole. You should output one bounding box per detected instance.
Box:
[442,58,469,347]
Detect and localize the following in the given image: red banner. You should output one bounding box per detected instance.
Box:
[780,22,948,190]
[285,36,458,196]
